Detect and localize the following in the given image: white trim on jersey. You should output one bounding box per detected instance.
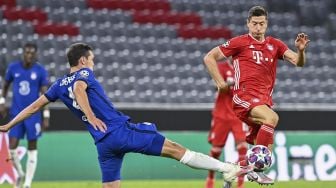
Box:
[233,94,250,109]
[233,59,240,90]
[261,125,274,134]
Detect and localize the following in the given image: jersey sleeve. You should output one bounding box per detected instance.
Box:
[40,67,50,86]
[44,81,59,102]
[218,37,241,57]
[275,39,289,59]
[75,68,95,88]
[4,64,14,82]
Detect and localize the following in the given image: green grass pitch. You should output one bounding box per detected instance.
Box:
[1,180,335,188]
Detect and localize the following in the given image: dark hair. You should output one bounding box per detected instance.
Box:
[248,6,268,21]
[23,43,38,51]
[66,43,93,67]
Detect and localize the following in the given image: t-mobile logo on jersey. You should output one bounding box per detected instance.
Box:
[252,51,263,64]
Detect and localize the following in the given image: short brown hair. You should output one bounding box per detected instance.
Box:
[66,43,93,67]
[248,6,268,21]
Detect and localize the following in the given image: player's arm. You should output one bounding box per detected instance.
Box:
[0,95,50,132]
[0,80,11,117]
[40,85,50,130]
[284,33,310,67]
[203,47,229,92]
[73,80,107,132]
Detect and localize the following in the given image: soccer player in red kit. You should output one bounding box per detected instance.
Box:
[205,61,248,188]
[203,6,310,185]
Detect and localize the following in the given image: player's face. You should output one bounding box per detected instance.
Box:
[84,51,95,70]
[23,47,37,65]
[247,16,268,40]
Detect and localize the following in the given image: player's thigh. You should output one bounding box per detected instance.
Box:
[124,122,165,156]
[249,105,279,126]
[231,121,247,143]
[96,141,125,182]
[8,120,25,141]
[24,115,42,141]
[208,117,231,147]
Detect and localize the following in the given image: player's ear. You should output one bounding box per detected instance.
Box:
[79,56,86,65]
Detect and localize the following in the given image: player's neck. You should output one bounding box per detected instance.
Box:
[70,67,80,74]
[22,62,33,69]
[70,65,88,73]
[248,33,265,42]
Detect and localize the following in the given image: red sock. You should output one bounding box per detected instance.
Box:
[256,124,275,147]
[237,144,248,188]
[207,147,222,179]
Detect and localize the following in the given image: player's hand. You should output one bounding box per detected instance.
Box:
[217,82,229,93]
[0,124,9,132]
[0,104,8,118]
[295,33,310,51]
[42,118,49,131]
[88,116,107,133]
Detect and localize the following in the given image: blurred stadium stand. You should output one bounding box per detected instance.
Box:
[0,0,336,106]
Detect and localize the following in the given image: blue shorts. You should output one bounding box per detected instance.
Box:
[96,122,165,182]
[8,113,42,141]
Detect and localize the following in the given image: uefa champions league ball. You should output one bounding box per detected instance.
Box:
[246,145,272,171]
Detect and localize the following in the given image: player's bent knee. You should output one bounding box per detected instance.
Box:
[103,180,120,188]
[264,111,279,127]
[161,139,186,160]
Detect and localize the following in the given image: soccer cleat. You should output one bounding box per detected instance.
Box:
[14,174,25,188]
[246,171,274,185]
[205,177,215,188]
[222,181,232,188]
[223,164,254,182]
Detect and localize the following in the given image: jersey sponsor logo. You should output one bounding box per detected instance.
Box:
[60,75,76,86]
[79,70,89,78]
[252,50,263,64]
[31,72,37,80]
[221,41,230,48]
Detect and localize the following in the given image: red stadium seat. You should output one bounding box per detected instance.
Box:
[87,0,171,11]
[178,25,232,39]
[3,8,47,22]
[34,22,79,36]
[0,0,16,8]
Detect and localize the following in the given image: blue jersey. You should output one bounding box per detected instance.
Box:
[44,68,130,142]
[5,61,49,115]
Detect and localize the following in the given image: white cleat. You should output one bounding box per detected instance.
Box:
[223,164,254,183]
[247,171,274,185]
[222,181,232,188]
[14,174,25,188]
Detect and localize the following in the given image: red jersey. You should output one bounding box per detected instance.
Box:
[212,62,237,120]
[219,34,288,98]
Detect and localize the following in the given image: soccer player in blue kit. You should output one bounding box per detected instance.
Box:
[0,43,50,188]
[0,43,253,188]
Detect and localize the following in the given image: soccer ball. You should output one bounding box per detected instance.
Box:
[246,145,272,171]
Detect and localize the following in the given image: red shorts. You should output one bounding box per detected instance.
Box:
[208,116,247,147]
[232,91,272,144]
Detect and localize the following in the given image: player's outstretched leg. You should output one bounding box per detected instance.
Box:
[246,171,274,185]
[161,139,253,183]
